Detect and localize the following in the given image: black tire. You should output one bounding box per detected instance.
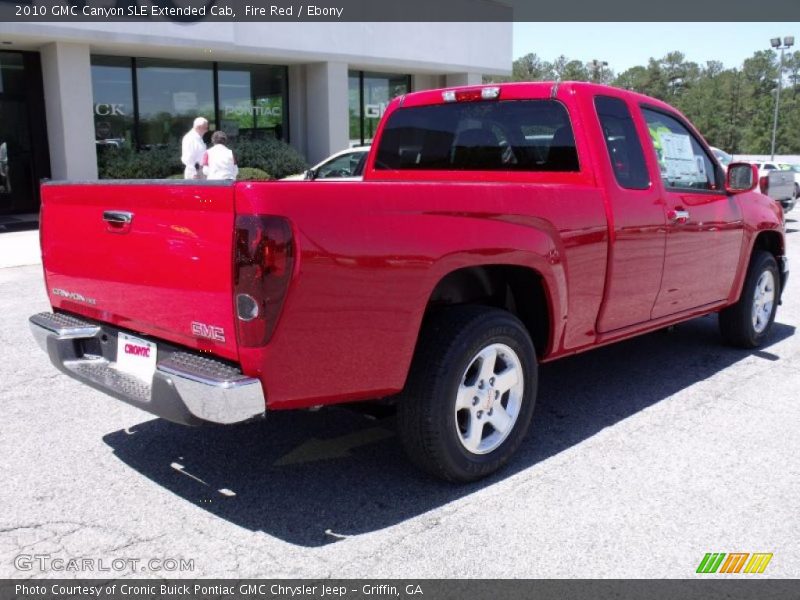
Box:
[794,183,799,199]
[719,250,780,348]
[397,305,537,482]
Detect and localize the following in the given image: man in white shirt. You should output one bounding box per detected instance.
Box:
[181,117,209,179]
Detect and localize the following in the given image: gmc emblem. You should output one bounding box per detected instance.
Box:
[191,321,226,342]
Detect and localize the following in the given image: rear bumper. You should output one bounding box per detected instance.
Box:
[29,312,266,426]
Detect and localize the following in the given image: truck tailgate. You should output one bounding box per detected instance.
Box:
[40,181,239,361]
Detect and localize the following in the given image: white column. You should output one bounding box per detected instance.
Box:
[40,42,97,180]
[304,61,349,164]
[445,72,483,87]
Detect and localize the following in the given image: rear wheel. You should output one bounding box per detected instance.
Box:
[397,306,537,482]
[719,250,780,348]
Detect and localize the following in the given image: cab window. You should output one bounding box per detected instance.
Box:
[375,100,579,172]
[594,96,650,190]
[642,108,720,192]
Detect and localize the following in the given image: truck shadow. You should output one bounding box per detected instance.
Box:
[102,316,794,547]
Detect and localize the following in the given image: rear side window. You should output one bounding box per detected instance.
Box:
[594,96,650,190]
[375,100,579,172]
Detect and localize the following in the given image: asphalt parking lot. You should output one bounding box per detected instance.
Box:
[1,222,798,579]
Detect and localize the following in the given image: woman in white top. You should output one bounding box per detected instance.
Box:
[201,131,239,180]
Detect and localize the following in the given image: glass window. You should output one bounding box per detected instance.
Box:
[316,150,368,179]
[136,58,214,147]
[375,99,578,172]
[642,108,719,191]
[90,56,135,151]
[349,70,410,146]
[363,72,409,144]
[0,52,25,96]
[218,64,288,142]
[595,96,650,190]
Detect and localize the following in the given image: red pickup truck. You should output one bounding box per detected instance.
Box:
[30,82,788,482]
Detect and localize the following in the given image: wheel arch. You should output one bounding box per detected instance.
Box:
[423,264,553,359]
[752,230,787,297]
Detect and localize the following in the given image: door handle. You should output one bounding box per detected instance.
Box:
[668,209,690,225]
[103,210,133,233]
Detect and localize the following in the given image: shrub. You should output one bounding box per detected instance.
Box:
[97,144,183,179]
[237,167,270,181]
[234,138,307,180]
[98,137,307,181]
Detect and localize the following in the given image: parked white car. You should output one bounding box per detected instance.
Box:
[282,146,371,181]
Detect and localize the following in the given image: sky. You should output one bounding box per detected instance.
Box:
[513,23,800,74]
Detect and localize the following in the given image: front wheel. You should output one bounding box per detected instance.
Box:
[719,250,780,348]
[397,306,537,482]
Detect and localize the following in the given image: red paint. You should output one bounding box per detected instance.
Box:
[40,82,785,412]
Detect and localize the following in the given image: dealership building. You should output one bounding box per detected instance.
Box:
[0,20,511,217]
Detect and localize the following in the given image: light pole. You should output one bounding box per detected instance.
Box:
[591,59,608,83]
[770,36,794,160]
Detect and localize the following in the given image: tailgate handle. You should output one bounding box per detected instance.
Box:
[103,210,133,233]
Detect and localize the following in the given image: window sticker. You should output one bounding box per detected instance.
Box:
[656,131,705,185]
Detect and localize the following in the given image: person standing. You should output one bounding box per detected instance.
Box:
[181,117,208,179]
[201,131,239,180]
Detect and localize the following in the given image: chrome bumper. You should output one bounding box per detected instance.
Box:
[29,312,266,426]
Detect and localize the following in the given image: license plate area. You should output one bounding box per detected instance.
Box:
[115,332,157,383]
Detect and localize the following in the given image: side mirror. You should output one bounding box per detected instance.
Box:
[304,169,316,181]
[725,162,758,194]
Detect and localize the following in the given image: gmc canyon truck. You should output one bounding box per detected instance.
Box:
[30,82,788,482]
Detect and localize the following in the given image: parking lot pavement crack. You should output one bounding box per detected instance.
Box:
[105,533,168,554]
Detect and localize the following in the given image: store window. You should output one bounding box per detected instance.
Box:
[0,52,24,95]
[0,50,50,215]
[218,64,288,141]
[90,56,290,168]
[136,58,214,148]
[348,71,410,146]
[90,56,135,151]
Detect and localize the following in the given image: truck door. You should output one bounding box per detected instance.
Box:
[593,95,667,333]
[641,108,744,318]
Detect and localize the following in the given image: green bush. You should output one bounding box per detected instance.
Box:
[98,137,307,181]
[237,167,270,181]
[98,144,183,179]
[234,138,307,180]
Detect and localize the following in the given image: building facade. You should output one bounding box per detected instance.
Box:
[0,21,512,216]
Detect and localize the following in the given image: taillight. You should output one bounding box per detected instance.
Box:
[233,215,294,346]
[759,175,768,194]
[442,86,501,103]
